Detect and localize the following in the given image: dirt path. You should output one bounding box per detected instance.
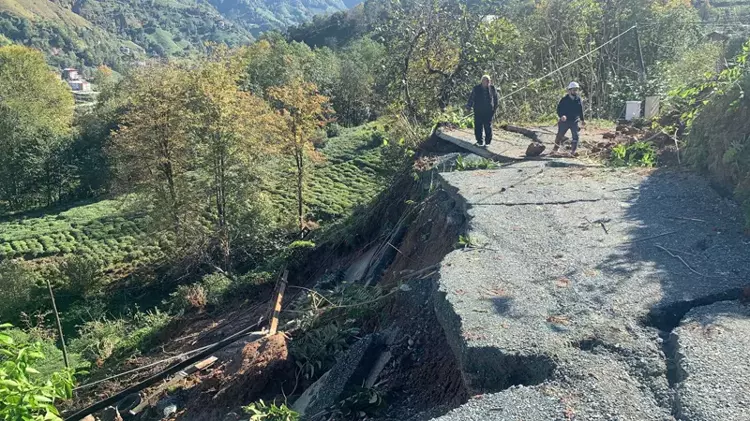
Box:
[421,130,750,420]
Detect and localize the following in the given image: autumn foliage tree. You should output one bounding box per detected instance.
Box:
[267,80,331,231]
[109,64,194,234]
[189,51,280,270]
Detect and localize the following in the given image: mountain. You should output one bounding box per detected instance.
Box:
[0,0,361,72]
[208,0,362,36]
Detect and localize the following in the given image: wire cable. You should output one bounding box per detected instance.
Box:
[498,25,638,101]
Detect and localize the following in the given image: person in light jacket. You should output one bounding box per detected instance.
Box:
[466,75,499,147]
[553,81,586,155]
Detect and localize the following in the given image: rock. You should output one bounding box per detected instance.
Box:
[79,416,96,421]
[671,301,750,421]
[100,407,123,421]
[293,334,384,419]
[602,132,616,139]
[524,142,545,157]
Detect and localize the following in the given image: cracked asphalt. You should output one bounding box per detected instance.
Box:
[424,129,750,421]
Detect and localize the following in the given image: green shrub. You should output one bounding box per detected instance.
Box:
[58,255,105,298]
[0,324,74,421]
[243,399,299,421]
[0,261,43,323]
[609,141,657,167]
[5,328,86,378]
[200,273,233,306]
[326,122,342,138]
[171,283,208,311]
[70,308,171,364]
[687,72,750,226]
[70,318,127,363]
[290,323,359,380]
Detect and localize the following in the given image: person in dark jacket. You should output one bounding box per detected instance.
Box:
[466,75,499,147]
[553,81,586,155]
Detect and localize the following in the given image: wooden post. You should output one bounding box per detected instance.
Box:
[46,279,69,369]
[268,270,288,335]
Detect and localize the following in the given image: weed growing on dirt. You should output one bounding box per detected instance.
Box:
[331,386,386,419]
[456,235,479,249]
[609,141,657,167]
[454,155,497,171]
[243,399,299,421]
[70,308,171,364]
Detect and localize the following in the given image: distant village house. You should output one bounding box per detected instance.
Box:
[61,67,91,92]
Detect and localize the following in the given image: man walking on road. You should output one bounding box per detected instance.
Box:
[466,75,499,147]
[553,81,585,155]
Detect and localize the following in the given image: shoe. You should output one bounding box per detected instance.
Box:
[475,141,484,147]
[481,144,489,148]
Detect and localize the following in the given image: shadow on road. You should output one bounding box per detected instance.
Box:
[595,168,750,330]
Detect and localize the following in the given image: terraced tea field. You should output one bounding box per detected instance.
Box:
[0,123,390,271]
[0,199,163,272]
[265,123,389,222]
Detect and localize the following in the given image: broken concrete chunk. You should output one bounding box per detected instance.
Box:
[293,334,384,419]
[671,301,750,421]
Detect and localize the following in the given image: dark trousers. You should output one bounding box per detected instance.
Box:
[555,120,580,148]
[474,114,493,144]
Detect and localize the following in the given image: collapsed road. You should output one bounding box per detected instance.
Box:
[418,128,750,420]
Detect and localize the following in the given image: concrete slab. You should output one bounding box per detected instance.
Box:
[672,301,750,421]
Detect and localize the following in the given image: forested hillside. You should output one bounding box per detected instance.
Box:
[0,0,361,73]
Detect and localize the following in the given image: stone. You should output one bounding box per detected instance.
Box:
[524,142,545,157]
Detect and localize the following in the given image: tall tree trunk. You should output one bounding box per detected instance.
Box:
[293,122,305,232]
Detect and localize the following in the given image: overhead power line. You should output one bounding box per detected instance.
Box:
[499,25,637,101]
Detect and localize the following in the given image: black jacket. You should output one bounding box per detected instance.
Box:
[467,84,498,116]
[557,94,584,122]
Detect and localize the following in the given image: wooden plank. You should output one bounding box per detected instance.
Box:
[268,270,288,335]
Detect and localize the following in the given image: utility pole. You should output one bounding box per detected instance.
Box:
[635,23,647,82]
[46,279,69,369]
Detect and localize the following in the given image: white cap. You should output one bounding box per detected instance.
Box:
[567,81,580,90]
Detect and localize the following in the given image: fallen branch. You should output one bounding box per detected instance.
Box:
[622,230,677,244]
[655,245,721,278]
[501,124,541,142]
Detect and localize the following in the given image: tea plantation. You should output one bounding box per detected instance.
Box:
[0,200,163,272]
[0,123,389,270]
[264,122,389,222]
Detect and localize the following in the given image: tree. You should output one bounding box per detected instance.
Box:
[189,50,280,270]
[333,38,386,125]
[108,64,195,234]
[0,45,74,211]
[267,81,331,231]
